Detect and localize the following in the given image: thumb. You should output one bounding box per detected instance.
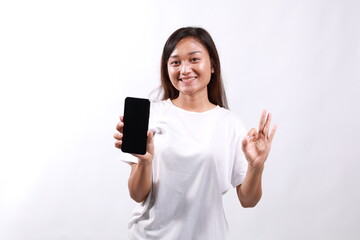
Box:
[147,130,154,142]
[146,130,154,154]
[242,136,248,152]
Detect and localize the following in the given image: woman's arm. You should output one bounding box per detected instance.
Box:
[114,116,155,203]
[236,165,264,208]
[128,160,153,203]
[237,110,277,207]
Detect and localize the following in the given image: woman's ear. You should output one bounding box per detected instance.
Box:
[211,67,215,73]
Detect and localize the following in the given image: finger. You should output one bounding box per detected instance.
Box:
[146,130,154,154]
[147,130,154,142]
[247,128,257,137]
[258,110,267,133]
[131,130,155,159]
[242,129,257,151]
[245,128,258,142]
[268,124,278,142]
[242,137,248,151]
[113,132,123,141]
[263,112,272,137]
[114,140,122,149]
[116,121,123,132]
[116,116,124,132]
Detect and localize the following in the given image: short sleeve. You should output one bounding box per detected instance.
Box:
[231,121,248,188]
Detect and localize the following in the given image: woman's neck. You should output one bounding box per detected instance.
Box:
[171,93,216,112]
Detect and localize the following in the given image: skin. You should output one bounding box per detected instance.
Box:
[114,116,154,203]
[237,110,277,207]
[114,37,277,206]
[167,37,216,112]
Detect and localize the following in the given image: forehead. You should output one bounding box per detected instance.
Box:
[170,37,208,56]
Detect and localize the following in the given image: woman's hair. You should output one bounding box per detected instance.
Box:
[160,27,228,109]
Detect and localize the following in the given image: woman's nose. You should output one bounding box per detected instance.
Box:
[180,62,191,74]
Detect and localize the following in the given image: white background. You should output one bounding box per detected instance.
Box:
[1,0,359,239]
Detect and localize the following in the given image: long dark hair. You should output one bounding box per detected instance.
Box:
[160,27,228,109]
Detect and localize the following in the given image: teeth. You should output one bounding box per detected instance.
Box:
[181,77,196,81]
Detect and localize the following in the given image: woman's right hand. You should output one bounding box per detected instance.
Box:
[113,116,155,163]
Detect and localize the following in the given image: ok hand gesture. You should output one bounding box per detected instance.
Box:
[242,110,277,168]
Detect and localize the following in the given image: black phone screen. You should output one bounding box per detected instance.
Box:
[121,97,150,155]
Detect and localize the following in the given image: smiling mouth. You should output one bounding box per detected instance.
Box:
[180,77,196,82]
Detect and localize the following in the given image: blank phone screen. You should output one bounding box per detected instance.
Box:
[121,97,150,155]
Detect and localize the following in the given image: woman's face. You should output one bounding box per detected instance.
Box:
[167,37,213,98]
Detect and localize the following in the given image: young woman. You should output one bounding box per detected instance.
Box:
[114,27,277,240]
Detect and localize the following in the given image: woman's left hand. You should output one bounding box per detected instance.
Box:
[242,110,277,168]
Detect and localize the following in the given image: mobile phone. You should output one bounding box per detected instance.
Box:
[121,97,150,155]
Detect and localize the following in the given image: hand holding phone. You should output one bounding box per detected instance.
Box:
[121,97,150,155]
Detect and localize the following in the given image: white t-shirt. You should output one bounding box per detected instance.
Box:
[120,99,248,240]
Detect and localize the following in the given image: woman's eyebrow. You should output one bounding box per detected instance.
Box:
[169,51,203,58]
[188,51,202,55]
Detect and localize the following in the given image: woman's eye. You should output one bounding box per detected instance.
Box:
[170,60,180,65]
[191,58,199,62]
